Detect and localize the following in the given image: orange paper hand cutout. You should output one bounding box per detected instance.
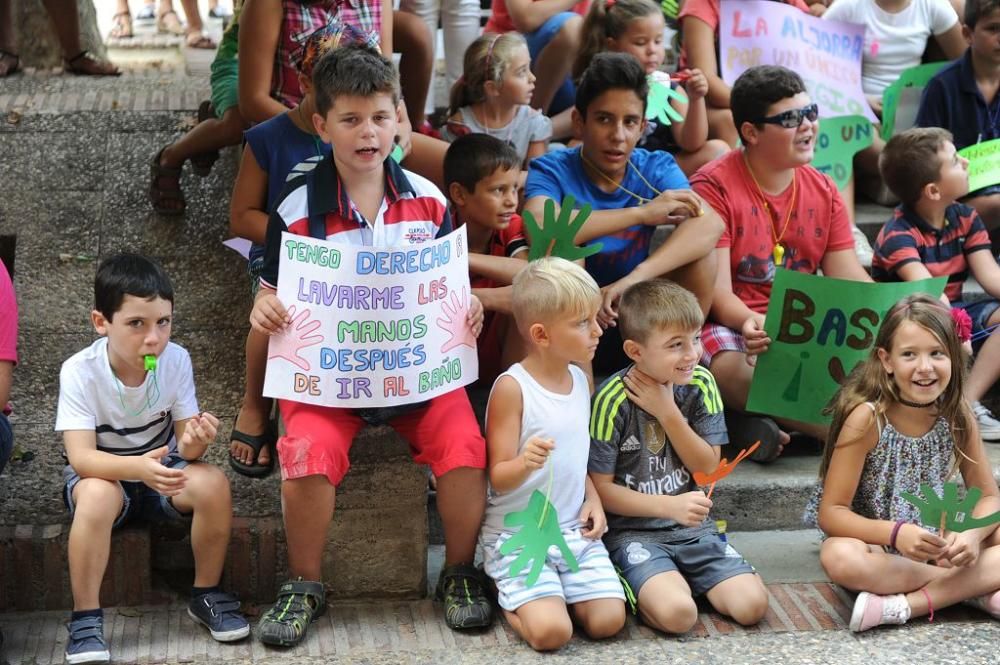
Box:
[692,441,761,499]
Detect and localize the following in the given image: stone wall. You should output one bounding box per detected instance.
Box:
[18,0,107,69]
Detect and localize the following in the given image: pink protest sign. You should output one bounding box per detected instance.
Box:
[719,0,877,123]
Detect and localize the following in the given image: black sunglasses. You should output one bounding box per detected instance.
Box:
[755,103,819,129]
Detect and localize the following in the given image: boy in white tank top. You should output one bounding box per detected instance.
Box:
[481,257,626,651]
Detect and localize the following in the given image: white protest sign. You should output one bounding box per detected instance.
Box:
[263,226,478,408]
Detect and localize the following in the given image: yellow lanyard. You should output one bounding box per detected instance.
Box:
[579,152,663,204]
[743,153,797,265]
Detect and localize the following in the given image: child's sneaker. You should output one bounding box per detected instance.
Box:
[964,590,1000,618]
[188,591,250,642]
[435,564,494,630]
[972,402,1000,441]
[257,578,326,647]
[65,614,110,664]
[849,592,911,632]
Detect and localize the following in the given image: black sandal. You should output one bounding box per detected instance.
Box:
[0,49,21,77]
[228,417,277,478]
[258,579,326,647]
[724,410,784,464]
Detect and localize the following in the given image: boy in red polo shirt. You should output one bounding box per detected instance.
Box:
[251,45,493,646]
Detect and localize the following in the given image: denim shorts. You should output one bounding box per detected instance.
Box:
[525,11,578,115]
[63,453,190,528]
[0,413,11,477]
[952,298,1000,351]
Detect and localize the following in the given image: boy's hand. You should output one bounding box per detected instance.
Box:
[894,523,947,562]
[666,491,712,527]
[251,292,290,335]
[682,69,709,100]
[138,446,186,496]
[180,412,219,451]
[467,293,485,338]
[598,275,639,328]
[742,313,770,366]
[520,436,554,471]
[944,531,982,568]
[643,190,703,226]
[579,497,608,540]
[623,367,678,423]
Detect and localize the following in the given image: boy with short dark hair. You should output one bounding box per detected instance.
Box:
[57,254,249,664]
[588,279,768,634]
[873,127,1000,439]
[524,52,723,372]
[251,44,493,646]
[444,133,529,382]
[916,0,1000,228]
[690,64,872,462]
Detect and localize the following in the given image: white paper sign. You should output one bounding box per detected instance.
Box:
[263,227,478,407]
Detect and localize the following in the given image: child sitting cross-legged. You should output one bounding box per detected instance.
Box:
[57,255,249,664]
[444,133,530,383]
[872,127,1000,440]
[588,279,769,634]
[482,257,626,651]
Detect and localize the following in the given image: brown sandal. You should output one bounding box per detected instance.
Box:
[157,9,186,36]
[107,11,133,39]
[0,50,20,77]
[185,30,218,49]
[64,51,121,76]
[190,100,220,177]
[149,148,186,216]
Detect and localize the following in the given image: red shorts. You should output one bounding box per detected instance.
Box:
[276,389,486,487]
[700,322,747,366]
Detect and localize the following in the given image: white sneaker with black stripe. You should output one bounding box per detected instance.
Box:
[972,402,1000,441]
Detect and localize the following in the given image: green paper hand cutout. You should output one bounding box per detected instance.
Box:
[647,78,687,126]
[500,490,579,587]
[900,482,1000,533]
[524,195,604,262]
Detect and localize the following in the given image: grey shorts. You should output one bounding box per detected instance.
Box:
[63,453,190,528]
[609,533,756,605]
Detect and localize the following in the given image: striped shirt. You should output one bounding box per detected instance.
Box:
[588,365,727,549]
[872,203,991,301]
[260,154,453,290]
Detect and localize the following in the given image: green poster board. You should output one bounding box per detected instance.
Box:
[881,61,948,140]
[959,139,1000,192]
[812,115,874,191]
[745,270,946,425]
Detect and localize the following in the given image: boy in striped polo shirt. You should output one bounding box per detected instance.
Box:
[588,280,768,634]
[250,44,493,645]
[873,127,1000,440]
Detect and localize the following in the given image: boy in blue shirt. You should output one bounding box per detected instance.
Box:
[57,255,249,664]
[523,52,724,371]
[916,0,1000,228]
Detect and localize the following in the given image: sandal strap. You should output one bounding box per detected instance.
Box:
[0,49,19,60]
[158,9,180,20]
[65,50,91,65]
[276,579,325,604]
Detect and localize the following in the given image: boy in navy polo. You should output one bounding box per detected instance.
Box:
[916,0,1000,227]
[873,127,1000,440]
[250,44,494,646]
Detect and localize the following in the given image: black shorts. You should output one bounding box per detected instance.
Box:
[609,533,756,607]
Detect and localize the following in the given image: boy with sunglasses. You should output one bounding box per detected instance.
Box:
[690,65,871,463]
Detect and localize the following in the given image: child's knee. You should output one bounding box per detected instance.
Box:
[725,580,769,626]
[579,601,626,639]
[642,594,699,634]
[819,540,867,587]
[183,463,231,503]
[521,612,573,651]
[72,478,123,522]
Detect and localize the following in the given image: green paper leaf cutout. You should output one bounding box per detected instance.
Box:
[499,490,579,587]
[390,144,404,163]
[880,61,948,140]
[647,78,687,126]
[900,482,1000,533]
[524,195,604,262]
[811,115,874,191]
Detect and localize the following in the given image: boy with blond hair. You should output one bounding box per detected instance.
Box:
[482,257,625,651]
[873,127,1000,439]
[589,280,768,634]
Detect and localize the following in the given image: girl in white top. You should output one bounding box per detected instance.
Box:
[482,258,625,652]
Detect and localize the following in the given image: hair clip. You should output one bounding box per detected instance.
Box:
[484,33,503,80]
[669,70,692,82]
[951,307,972,344]
[606,0,617,7]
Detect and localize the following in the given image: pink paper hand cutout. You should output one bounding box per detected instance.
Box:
[437,288,477,353]
[269,305,324,371]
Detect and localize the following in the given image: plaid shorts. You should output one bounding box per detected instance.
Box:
[700,323,747,366]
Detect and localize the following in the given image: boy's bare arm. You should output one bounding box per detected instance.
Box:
[229,146,270,245]
[486,376,554,493]
[64,430,187,496]
[590,471,711,527]
[967,250,1000,301]
[523,196,648,244]
[473,286,514,315]
[468,253,528,285]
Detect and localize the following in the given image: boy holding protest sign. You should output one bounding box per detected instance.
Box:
[916,0,1000,228]
[690,65,872,462]
[444,134,529,383]
[251,45,493,645]
[588,279,768,634]
[482,257,625,651]
[873,127,1000,439]
[524,52,724,372]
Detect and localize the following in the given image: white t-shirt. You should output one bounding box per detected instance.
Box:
[481,363,591,539]
[56,338,199,456]
[823,0,958,95]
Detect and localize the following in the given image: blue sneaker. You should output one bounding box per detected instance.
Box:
[188,591,251,642]
[65,615,110,664]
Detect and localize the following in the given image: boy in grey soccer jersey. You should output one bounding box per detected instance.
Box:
[56,255,248,664]
[588,280,769,634]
